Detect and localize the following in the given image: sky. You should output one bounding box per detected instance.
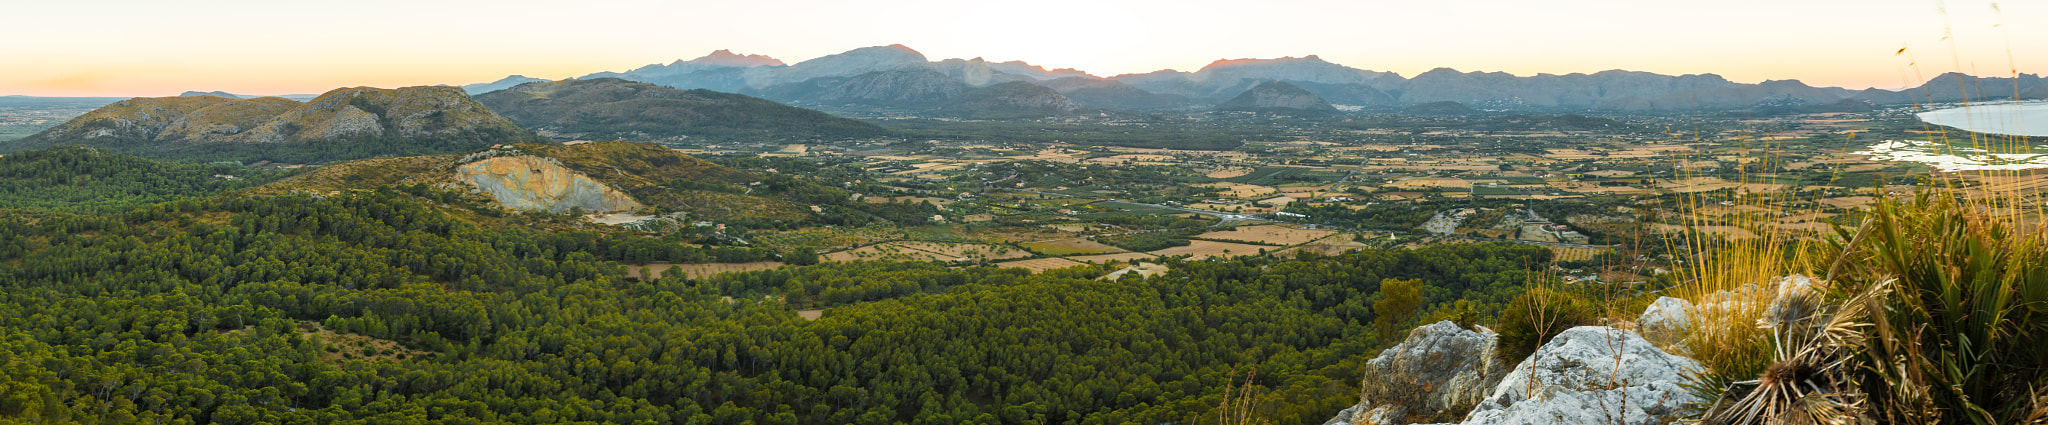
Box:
[2,0,2041,97]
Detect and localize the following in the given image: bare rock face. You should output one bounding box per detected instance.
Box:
[1636,297,1693,347]
[1459,326,1702,425]
[456,155,643,213]
[153,97,301,143]
[314,105,386,139]
[1327,321,1512,425]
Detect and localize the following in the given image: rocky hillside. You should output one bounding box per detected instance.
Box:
[937,81,1086,119]
[1216,80,1338,113]
[1041,77,1194,110]
[473,78,890,142]
[0,86,544,163]
[456,155,643,213]
[1850,71,2048,104]
[575,50,788,93]
[1327,319,1701,425]
[765,69,971,108]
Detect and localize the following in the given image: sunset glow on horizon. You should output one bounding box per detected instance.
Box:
[3,0,2043,97]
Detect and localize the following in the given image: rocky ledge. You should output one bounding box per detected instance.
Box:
[1328,323,1700,425]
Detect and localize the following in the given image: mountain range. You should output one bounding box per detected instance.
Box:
[472,78,891,142]
[458,45,2048,114]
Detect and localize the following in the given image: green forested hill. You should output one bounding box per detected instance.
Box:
[0,186,1547,424]
[0,146,293,213]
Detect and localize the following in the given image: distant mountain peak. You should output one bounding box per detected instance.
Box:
[179,91,244,99]
[462,75,550,95]
[690,49,785,67]
[1198,55,1335,72]
[988,60,1098,80]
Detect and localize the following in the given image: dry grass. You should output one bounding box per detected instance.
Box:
[1548,246,1606,262]
[796,309,825,321]
[626,262,786,280]
[825,241,1029,263]
[1274,234,1374,257]
[1201,183,1281,199]
[1206,167,1255,179]
[295,322,433,363]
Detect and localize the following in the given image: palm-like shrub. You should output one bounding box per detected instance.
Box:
[1494,287,1597,363]
[1826,190,2048,425]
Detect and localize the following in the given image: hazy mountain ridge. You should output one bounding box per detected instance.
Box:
[938,81,1088,119]
[1042,77,1195,110]
[179,91,245,99]
[775,69,971,108]
[1117,55,1398,100]
[1849,72,2048,104]
[473,78,890,141]
[481,44,2048,114]
[461,75,549,95]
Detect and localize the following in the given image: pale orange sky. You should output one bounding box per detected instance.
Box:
[2,0,2041,97]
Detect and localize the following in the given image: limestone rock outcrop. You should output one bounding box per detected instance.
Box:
[1336,321,1513,425]
[1459,326,1702,425]
[1327,325,1703,425]
[456,155,643,213]
[1636,296,1693,347]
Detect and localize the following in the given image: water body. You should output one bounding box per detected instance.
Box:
[1916,102,2048,137]
[1855,140,2048,172]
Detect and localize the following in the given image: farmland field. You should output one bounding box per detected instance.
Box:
[1549,246,1608,262]
[1274,234,1374,256]
[1195,225,1338,246]
[1147,240,1273,260]
[1019,238,1125,255]
[1067,252,1157,263]
[825,241,1031,262]
[996,257,1086,272]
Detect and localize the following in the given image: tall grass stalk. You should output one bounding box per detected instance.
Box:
[1664,123,1821,413]
[1218,369,1271,425]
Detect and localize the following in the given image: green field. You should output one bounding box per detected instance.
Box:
[1473,186,1521,196]
[1229,167,1317,185]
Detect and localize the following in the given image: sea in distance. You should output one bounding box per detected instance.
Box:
[1857,102,2048,171]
